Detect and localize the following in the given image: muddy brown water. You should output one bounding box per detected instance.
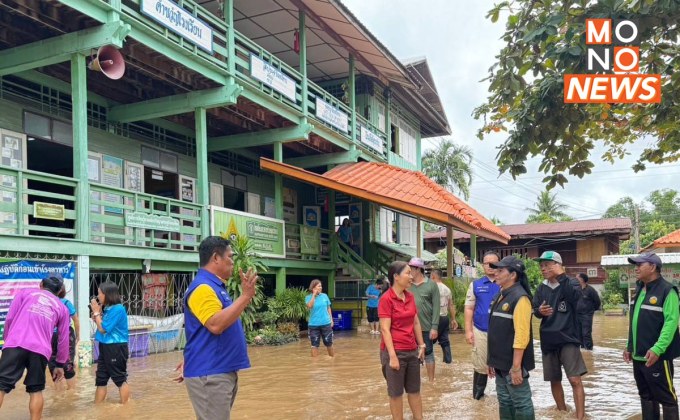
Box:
[0,314,658,419]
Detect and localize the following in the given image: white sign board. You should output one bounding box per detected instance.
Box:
[315,97,348,133]
[360,126,383,153]
[141,0,213,53]
[250,55,297,102]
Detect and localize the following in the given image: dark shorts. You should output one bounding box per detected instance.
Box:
[542,344,587,381]
[0,347,49,393]
[96,342,129,387]
[309,324,333,348]
[48,327,77,379]
[381,349,420,397]
[367,307,379,323]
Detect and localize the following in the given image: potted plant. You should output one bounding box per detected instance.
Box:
[603,293,626,316]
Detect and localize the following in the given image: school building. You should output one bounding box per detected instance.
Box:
[0,0,508,353]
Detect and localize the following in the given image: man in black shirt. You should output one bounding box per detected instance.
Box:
[533,251,587,420]
[576,273,601,350]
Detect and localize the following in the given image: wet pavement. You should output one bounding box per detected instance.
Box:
[0,314,657,419]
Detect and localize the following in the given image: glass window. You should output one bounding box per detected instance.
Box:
[24,112,51,140]
[52,120,73,146]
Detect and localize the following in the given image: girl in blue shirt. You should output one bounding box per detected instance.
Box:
[90,281,130,404]
[48,284,80,390]
[305,279,334,357]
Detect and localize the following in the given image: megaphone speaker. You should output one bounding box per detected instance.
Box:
[88,45,125,80]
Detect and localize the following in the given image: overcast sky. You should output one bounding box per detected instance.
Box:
[342,0,680,224]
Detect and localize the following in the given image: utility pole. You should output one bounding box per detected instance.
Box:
[634,204,640,253]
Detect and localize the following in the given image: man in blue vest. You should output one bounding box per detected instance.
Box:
[464,250,501,400]
[625,252,680,420]
[174,236,258,420]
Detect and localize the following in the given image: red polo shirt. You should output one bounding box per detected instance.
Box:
[378,287,418,351]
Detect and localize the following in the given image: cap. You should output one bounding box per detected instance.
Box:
[408,257,425,268]
[489,255,525,272]
[628,252,662,268]
[535,251,563,264]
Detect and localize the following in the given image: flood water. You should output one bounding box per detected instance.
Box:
[0,314,661,419]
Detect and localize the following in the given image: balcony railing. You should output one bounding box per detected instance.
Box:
[284,223,333,262]
[90,184,202,250]
[81,0,390,161]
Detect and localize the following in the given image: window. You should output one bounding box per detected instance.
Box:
[24,111,73,146]
[141,146,178,173]
[377,103,386,133]
[398,119,417,165]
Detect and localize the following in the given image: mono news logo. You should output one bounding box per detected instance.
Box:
[564,19,661,104]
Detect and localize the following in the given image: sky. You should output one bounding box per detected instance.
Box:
[342,0,680,225]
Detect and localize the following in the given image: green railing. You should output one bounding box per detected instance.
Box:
[284,223,332,261]
[335,238,377,280]
[0,167,79,238]
[90,184,203,250]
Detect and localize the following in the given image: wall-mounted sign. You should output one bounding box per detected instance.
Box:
[303,206,320,228]
[125,212,181,232]
[141,0,213,53]
[250,55,297,102]
[211,206,285,259]
[301,226,320,255]
[315,97,348,133]
[360,126,383,153]
[33,201,65,221]
[586,267,598,278]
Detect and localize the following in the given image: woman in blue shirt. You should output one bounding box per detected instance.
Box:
[305,279,334,357]
[90,281,130,404]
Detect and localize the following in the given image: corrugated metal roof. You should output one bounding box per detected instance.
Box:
[601,253,680,266]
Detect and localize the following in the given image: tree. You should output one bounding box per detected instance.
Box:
[474,1,680,189]
[422,139,473,200]
[490,216,504,225]
[525,191,572,223]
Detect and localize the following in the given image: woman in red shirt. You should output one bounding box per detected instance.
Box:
[378,261,426,419]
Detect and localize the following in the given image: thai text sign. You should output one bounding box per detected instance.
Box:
[125,212,181,232]
[211,206,285,258]
[564,19,660,103]
[33,201,65,221]
[360,126,383,153]
[0,260,76,347]
[142,0,213,53]
[315,97,348,133]
[250,55,297,102]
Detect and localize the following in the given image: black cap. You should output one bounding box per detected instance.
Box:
[628,252,663,268]
[489,255,525,273]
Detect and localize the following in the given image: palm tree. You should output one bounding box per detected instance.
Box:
[421,139,473,200]
[525,191,572,223]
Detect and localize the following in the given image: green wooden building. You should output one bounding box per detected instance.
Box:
[0,0,508,345]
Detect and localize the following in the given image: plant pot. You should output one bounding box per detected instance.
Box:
[604,307,626,316]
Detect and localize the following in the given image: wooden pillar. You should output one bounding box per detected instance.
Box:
[416,218,422,258]
[71,53,89,242]
[470,233,477,265]
[224,0,235,81]
[276,267,286,294]
[298,10,308,116]
[274,142,284,220]
[385,87,392,153]
[349,54,356,150]
[446,226,454,278]
[195,107,210,239]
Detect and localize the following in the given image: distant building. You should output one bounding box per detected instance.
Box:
[425,218,632,284]
[643,228,680,253]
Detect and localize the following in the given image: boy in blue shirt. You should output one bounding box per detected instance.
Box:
[366,278,383,334]
[48,285,80,390]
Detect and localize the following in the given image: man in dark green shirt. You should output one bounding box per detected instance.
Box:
[408,258,440,382]
[625,252,680,420]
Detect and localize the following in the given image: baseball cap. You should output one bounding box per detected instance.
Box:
[535,251,563,264]
[628,252,662,268]
[489,255,525,273]
[408,257,425,268]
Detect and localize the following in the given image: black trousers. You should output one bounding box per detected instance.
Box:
[634,359,678,406]
[577,312,594,350]
[433,315,450,348]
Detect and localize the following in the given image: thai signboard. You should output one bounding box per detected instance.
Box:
[315,97,348,133]
[33,201,65,221]
[125,212,181,232]
[617,265,680,288]
[301,226,320,255]
[0,260,76,347]
[250,55,297,102]
[211,206,285,258]
[141,0,213,53]
[360,126,383,153]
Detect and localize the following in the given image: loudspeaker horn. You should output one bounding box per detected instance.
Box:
[88,45,125,80]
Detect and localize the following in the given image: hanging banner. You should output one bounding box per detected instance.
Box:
[250,55,297,102]
[0,260,76,347]
[301,226,320,255]
[315,97,349,133]
[360,126,384,153]
[211,206,285,258]
[303,206,321,228]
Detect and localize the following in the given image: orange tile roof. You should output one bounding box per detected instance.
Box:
[260,158,510,244]
[652,228,680,247]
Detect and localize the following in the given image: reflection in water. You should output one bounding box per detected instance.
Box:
[0,314,668,419]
